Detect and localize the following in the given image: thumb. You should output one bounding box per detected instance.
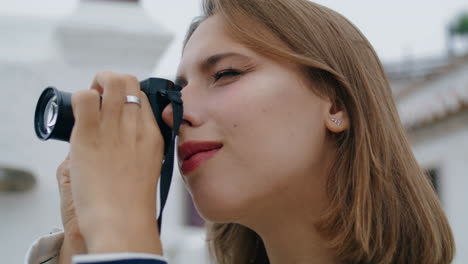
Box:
[56,152,79,229]
[56,152,71,196]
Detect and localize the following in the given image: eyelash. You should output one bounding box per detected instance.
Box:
[212,68,242,82]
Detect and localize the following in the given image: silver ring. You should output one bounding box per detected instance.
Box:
[125,95,141,107]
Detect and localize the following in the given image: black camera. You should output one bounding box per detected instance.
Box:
[33,77,183,230]
[34,78,182,151]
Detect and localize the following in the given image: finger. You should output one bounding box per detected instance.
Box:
[139,90,160,136]
[71,89,100,144]
[120,78,142,143]
[138,91,165,158]
[161,103,174,129]
[90,71,125,130]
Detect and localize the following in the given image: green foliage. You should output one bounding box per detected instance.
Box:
[451,12,468,35]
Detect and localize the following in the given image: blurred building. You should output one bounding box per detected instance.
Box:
[387,54,468,263]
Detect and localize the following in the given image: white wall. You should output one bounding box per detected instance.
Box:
[411,121,468,264]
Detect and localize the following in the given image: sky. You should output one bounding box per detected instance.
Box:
[1,0,467,77]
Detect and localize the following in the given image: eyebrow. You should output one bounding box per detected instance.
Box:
[175,52,251,88]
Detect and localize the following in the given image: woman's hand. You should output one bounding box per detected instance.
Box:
[68,71,164,254]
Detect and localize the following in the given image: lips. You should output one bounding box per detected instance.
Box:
[178,141,223,174]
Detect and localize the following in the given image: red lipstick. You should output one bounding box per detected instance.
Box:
[178,141,222,174]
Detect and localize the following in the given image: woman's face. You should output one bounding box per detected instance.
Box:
[164,15,335,224]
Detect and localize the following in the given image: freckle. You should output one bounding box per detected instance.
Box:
[233,124,238,128]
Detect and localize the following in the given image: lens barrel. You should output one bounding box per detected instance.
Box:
[34,87,74,142]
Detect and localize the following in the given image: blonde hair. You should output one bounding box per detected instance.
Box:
[183,0,455,263]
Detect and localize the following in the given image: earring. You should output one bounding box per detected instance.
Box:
[331,118,342,126]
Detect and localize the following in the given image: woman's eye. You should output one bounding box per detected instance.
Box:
[213,69,242,82]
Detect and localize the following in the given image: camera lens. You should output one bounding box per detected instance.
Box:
[34,78,182,143]
[43,95,58,134]
[34,87,74,142]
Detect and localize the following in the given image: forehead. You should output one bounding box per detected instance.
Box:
[177,15,251,75]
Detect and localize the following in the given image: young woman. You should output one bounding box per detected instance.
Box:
[27,0,455,263]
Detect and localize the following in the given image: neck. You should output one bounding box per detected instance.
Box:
[240,148,338,264]
[234,141,339,264]
[248,209,339,264]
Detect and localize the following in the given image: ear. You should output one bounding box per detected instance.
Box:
[324,100,349,133]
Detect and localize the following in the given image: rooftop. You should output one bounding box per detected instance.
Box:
[387,54,468,131]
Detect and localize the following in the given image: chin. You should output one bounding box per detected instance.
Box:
[189,182,249,224]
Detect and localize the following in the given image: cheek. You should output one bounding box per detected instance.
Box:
[220,74,327,163]
[197,77,326,215]
[241,104,326,185]
[185,71,329,222]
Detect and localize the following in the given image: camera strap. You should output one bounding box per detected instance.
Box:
[157,90,183,232]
